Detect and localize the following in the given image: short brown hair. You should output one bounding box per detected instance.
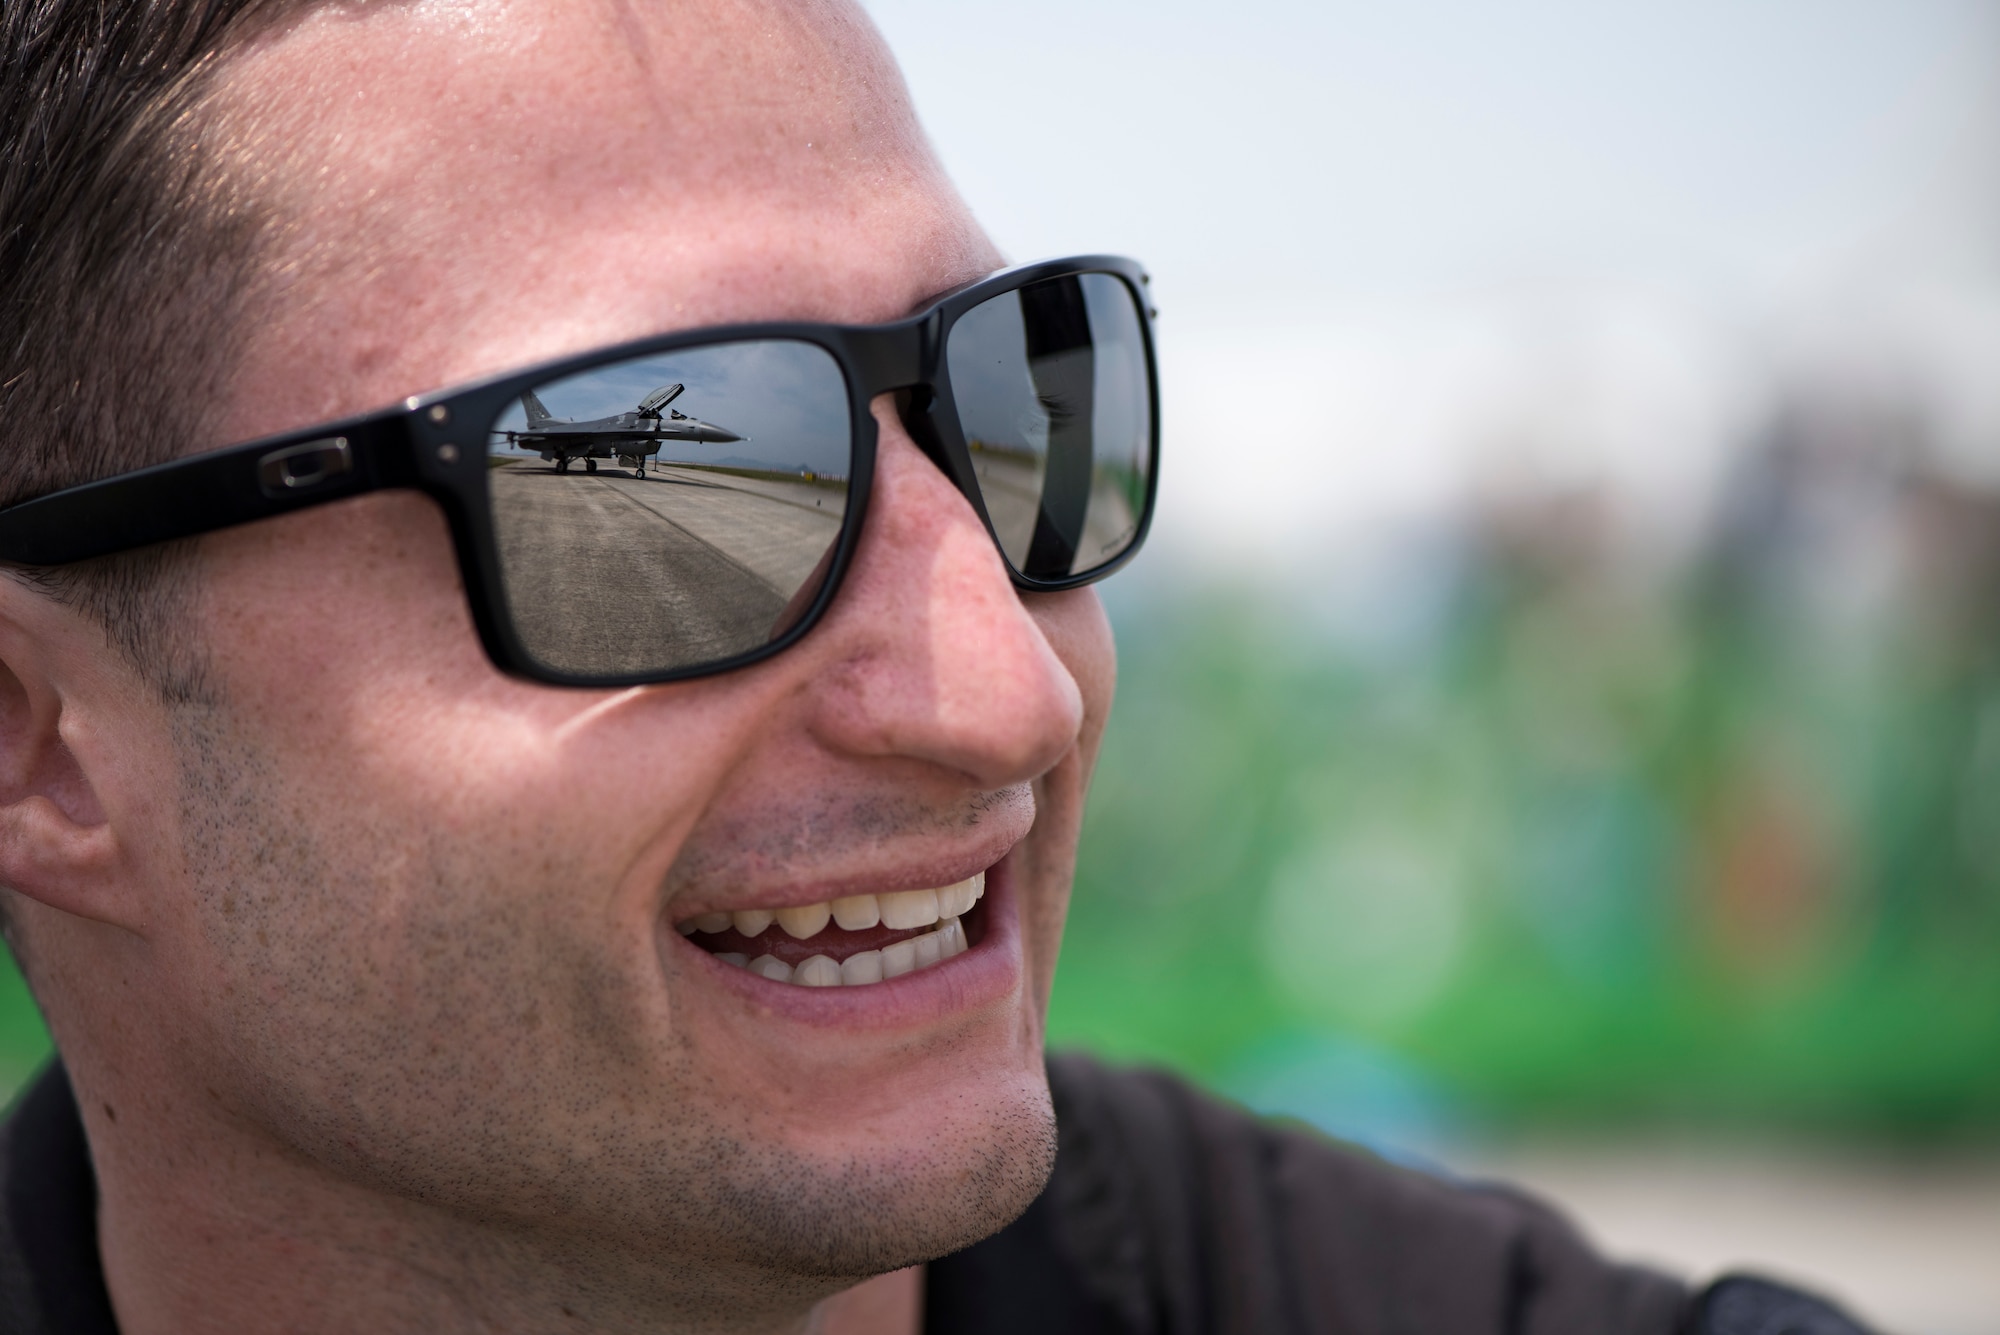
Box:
[0,0,323,960]
[0,0,321,687]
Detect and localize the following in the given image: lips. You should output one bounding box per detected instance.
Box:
[674,872,986,987]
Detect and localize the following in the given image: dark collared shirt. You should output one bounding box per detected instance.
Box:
[0,1055,1870,1334]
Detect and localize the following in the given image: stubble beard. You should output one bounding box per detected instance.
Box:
[163,689,1058,1324]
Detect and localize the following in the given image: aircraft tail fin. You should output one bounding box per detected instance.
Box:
[521,389,555,427]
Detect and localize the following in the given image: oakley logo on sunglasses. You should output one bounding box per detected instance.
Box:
[257,438,353,496]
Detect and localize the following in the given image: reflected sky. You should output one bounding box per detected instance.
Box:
[490,339,851,476]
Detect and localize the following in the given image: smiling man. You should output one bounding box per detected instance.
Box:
[0,3,1876,1334]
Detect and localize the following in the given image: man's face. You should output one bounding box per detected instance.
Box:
[107,0,1113,1303]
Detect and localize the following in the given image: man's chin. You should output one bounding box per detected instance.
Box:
[688,1068,1058,1279]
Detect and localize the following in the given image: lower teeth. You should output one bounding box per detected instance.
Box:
[726,916,969,987]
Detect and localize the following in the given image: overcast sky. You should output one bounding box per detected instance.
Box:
[868,0,1998,311]
[864,0,2000,567]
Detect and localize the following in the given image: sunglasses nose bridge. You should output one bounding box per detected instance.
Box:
[844,310,940,397]
[844,313,969,484]
[888,385,951,471]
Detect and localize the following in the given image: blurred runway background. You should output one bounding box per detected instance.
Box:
[3,2,1998,1329]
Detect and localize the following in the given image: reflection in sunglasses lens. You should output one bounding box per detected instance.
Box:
[945,272,1152,580]
[485,339,852,677]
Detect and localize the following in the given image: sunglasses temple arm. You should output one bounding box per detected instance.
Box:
[0,412,418,567]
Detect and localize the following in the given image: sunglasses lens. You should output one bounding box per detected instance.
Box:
[484,340,852,678]
[945,271,1153,581]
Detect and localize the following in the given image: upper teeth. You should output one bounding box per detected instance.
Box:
[677,873,985,943]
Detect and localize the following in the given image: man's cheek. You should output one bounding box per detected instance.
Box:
[1025,588,1117,738]
[1018,763,1086,1012]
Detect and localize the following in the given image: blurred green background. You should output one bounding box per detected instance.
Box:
[1052,406,2000,1144]
[0,951,41,1101]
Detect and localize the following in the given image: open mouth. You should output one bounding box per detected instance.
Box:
[674,873,987,987]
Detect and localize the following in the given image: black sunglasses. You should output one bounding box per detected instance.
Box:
[0,256,1159,687]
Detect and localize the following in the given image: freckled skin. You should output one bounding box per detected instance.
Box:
[0,2,1118,1332]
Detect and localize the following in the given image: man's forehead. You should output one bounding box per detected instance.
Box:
[211,0,995,442]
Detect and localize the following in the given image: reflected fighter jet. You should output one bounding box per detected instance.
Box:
[500,383,743,477]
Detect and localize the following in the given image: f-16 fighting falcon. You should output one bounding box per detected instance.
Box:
[501,382,743,476]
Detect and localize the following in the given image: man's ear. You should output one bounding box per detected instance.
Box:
[0,604,124,928]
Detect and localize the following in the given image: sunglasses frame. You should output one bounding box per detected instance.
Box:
[0,255,1159,688]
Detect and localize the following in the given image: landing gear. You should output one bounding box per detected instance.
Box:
[555,456,570,474]
[585,458,598,474]
[635,465,646,479]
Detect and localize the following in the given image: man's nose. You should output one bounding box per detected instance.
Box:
[795,395,1086,787]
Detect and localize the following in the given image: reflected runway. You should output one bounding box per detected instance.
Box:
[490,459,845,675]
[971,446,1142,576]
